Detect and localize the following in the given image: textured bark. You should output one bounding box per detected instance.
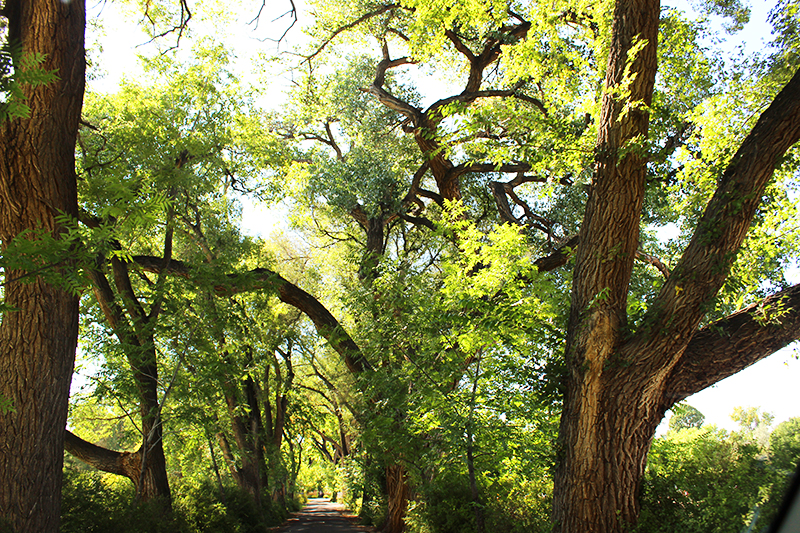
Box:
[665,282,800,404]
[0,1,85,532]
[554,0,662,531]
[383,464,409,533]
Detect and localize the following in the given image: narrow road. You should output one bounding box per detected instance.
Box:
[276,498,375,533]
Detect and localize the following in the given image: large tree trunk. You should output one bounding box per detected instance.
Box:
[553,0,660,530]
[223,372,266,509]
[553,0,800,530]
[0,1,85,532]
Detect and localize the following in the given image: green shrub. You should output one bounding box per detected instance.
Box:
[483,475,553,533]
[638,427,771,533]
[60,468,187,533]
[175,480,289,532]
[61,467,292,533]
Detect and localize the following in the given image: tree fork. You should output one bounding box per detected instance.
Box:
[554,0,660,530]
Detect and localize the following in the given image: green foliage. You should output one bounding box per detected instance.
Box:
[61,469,287,533]
[59,0,800,530]
[0,40,59,121]
[668,403,705,431]
[175,479,286,532]
[639,426,772,533]
[0,213,100,297]
[640,409,800,533]
[689,0,750,32]
[769,418,800,472]
[60,469,187,533]
[0,394,14,415]
[405,461,554,533]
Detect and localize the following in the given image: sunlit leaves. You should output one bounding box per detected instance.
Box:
[439,201,555,354]
[0,41,59,121]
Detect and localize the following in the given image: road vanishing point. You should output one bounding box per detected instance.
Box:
[276,498,374,533]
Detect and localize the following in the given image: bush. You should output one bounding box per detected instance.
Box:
[60,468,188,533]
[638,427,771,533]
[483,475,552,533]
[417,473,476,533]
[61,468,290,533]
[175,479,290,533]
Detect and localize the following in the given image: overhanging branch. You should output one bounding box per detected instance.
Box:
[130,255,372,374]
[305,3,400,62]
[665,282,800,403]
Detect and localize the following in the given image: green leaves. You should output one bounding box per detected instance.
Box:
[0,394,14,415]
[0,40,59,122]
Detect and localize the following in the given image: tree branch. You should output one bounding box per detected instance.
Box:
[64,430,137,481]
[429,87,546,118]
[305,3,400,62]
[625,67,800,369]
[634,250,670,278]
[533,236,579,272]
[664,282,800,404]
[129,256,372,374]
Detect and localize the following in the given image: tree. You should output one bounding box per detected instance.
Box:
[0,1,85,532]
[668,403,705,432]
[49,1,800,532]
[770,417,800,472]
[63,49,260,507]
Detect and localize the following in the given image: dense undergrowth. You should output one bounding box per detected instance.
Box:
[60,467,301,533]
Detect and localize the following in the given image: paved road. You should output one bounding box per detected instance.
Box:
[275,498,375,533]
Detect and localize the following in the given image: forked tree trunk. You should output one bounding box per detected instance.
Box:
[0,1,85,532]
[63,359,171,506]
[64,429,171,503]
[78,256,174,506]
[553,0,661,530]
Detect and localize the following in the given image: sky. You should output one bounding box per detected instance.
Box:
[83,0,799,432]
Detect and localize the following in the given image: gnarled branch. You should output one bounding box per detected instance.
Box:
[130,255,372,374]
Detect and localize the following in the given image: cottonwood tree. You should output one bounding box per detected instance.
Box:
[64,50,259,507]
[0,1,85,532]
[63,2,800,533]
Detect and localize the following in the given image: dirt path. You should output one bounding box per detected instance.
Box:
[275,498,375,533]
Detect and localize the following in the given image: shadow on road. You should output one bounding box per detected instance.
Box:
[275,498,375,533]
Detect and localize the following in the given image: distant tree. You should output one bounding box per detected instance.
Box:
[668,403,705,431]
[731,406,775,447]
[770,417,800,472]
[731,406,776,433]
